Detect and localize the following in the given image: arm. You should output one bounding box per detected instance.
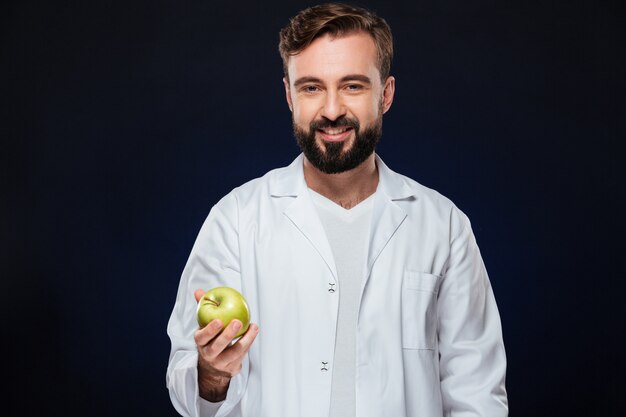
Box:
[166,193,255,417]
[437,207,508,416]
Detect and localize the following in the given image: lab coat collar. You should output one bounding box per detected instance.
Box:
[269,153,416,201]
[271,153,415,283]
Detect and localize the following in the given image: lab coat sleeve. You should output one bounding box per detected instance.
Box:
[437,207,508,416]
[166,192,248,417]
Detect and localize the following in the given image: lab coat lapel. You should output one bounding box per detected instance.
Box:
[366,194,407,277]
[283,190,338,281]
[271,153,414,285]
[271,154,338,281]
[364,155,414,281]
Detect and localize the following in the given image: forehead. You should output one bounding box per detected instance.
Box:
[287,32,380,83]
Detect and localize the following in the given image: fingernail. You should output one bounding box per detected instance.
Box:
[211,320,222,330]
[232,320,242,331]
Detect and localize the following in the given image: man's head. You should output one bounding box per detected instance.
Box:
[279,3,393,84]
[279,3,395,174]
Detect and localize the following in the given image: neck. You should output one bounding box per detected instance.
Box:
[303,153,379,209]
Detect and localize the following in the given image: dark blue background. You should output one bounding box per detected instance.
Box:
[2,0,624,415]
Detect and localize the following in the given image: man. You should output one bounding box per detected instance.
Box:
[166,3,508,417]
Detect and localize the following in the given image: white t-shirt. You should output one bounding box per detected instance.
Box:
[309,188,375,417]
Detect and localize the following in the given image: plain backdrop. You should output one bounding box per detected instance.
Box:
[2,0,624,416]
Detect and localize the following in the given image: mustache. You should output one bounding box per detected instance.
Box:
[310,117,360,131]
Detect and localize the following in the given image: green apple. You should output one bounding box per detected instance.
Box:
[196,287,250,338]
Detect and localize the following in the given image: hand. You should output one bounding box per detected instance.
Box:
[193,289,259,402]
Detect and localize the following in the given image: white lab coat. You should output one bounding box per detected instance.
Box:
[166,154,508,417]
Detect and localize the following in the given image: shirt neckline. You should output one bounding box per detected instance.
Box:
[308,188,376,218]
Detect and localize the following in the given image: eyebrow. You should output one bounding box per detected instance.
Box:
[293,74,372,88]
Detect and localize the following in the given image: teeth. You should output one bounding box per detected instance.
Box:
[322,128,348,135]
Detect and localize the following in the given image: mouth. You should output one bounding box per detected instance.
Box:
[317,127,354,142]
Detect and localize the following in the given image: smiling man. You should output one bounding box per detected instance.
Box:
[286,30,392,210]
[287,31,392,177]
[166,3,508,417]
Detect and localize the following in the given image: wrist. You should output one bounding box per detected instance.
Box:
[198,368,231,402]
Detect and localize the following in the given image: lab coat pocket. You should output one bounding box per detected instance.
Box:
[401,271,440,350]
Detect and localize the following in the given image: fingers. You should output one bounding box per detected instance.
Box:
[195,319,223,347]
[221,323,259,364]
[210,320,244,353]
[194,289,205,303]
[195,319,253,354]
[195,320,259,378]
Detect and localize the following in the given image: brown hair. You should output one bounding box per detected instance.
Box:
[278,3,393,82]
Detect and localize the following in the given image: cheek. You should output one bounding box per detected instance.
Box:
[292,101,317,126]
[354,102,380,125]
[345,94,381,121]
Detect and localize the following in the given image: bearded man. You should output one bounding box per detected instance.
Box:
[166,3,508,417]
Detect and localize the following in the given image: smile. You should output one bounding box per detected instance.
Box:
[320,127,349,134]
[317,127,353,142]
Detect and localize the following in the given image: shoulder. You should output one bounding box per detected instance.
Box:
[230,165,290,201]
[214,157,300,210]
[378,156,457,212]
[380,159,470,235]
[404,173,456,210]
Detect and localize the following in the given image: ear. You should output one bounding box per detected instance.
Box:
[381,76,395,114]
[283,77,293,112]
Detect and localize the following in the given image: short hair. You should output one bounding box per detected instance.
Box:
[278,3,393,82]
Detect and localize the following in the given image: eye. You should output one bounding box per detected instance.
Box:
[302,85,320,93]
[345,83,363,91]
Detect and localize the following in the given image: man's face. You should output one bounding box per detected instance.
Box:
[284,32,395,174]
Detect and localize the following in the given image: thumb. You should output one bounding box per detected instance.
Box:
[194,289,206,303]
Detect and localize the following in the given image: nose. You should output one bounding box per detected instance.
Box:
[320,91,346,121]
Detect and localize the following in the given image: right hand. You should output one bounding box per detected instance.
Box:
[193,289,259,402]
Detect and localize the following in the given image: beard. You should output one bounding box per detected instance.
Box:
[293,111,383,174]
